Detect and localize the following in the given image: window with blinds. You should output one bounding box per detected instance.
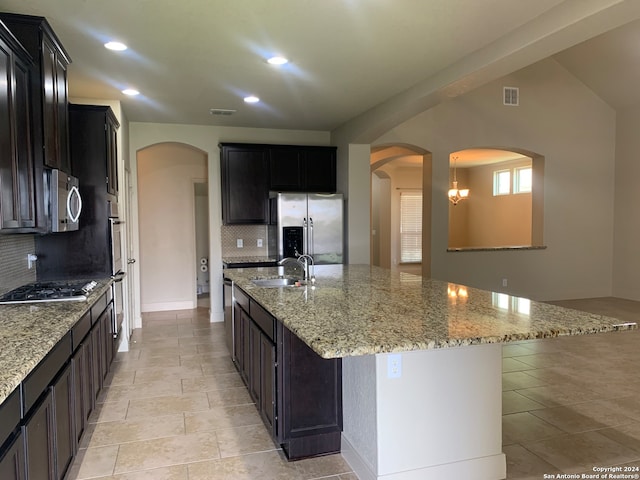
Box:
[400,191,422,263]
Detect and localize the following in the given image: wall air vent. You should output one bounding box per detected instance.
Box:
[503,87,519,106]
[210,108,237,116]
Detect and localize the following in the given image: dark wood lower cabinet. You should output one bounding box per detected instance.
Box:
[98,304,114,382]
[0,292,116,480]
[231,285,342,460]
[0,431,26,480]
[71,340,93,449]
[259,334,276,433]
[277,324,342,459]
[24,390,55,480]
[52,363,74,480]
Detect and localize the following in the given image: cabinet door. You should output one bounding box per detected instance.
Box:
[23,390,55,480]
[54,54,70,174]
[52,363,74,480]
[241,309,251,384]
[106,118,118,196]
[0,33,35,231]
[260,334,276,434]
[248,321,261,403]
[90,323,102,400]
[269,148,303,191]
[41,37,57,170]
[13,54,35,228]
[221,145,269,224]
[98,305,114,382]
[232,303,243,370]
[71,341,93,448]
[0,431,26,480]
[303,148,336,193]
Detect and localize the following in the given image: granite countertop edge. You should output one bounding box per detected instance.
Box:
[0,279,113,405]
[224,265,636,359]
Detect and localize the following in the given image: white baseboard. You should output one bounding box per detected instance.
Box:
[341,434,506,480]
[141,301,195,312]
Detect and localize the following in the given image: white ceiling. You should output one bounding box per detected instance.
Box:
[1,1,640,134]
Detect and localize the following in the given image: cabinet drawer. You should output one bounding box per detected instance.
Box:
[0,388,21,447]
[21,331,72,415]
[71,311,92,351]
[91,293,108,323]
[250,300,275,342]
[234,287,250,312]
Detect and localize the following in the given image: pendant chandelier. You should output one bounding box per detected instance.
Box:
[448,156,469,205]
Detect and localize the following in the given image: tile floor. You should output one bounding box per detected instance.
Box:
[67,297,640,480]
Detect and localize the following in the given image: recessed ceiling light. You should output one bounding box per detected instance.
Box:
[122,88,140,96]
[104,41,128,51]
[267,56,288,65]
[244,95,260,103]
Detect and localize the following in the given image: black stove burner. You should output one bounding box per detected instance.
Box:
[0,281,97,304]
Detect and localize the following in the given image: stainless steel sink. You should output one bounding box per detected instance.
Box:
[251,277,301,288]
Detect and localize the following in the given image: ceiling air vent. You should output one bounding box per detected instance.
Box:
[503,87,519,106]
[210,108,237,116]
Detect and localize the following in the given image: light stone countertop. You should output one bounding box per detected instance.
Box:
[0,279,113,405]
[224,264,637,359]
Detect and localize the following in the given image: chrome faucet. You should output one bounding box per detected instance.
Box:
[296,253,314,282]
[278,252,314,282]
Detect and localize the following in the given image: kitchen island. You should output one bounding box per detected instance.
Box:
[224,264,636,480]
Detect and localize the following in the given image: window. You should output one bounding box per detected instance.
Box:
[400,192,422,263]
[514,166,532,194]
[493,169,511,196]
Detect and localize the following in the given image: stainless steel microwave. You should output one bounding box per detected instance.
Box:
[43,168,83,232]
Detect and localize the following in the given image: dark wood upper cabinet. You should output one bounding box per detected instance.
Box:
[220,143,270,224]
[220,143,337,225]
[0,20,37,232]
[269,146,336,193]
[0,14,71,174]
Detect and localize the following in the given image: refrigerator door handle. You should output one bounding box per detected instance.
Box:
[303,217,308,255]
[308,217,314,257]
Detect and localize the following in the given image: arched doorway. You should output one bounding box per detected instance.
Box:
[370,144,433,277]
[137,142,208,314]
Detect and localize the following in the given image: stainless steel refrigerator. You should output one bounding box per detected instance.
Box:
[269,193,344,264]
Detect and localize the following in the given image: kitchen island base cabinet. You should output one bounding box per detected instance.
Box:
[231,285,342,460]
[341,344,506,480]
[0,431,26,480]
[277,324,342,460]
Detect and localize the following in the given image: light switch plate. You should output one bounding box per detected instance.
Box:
[237,239,243,248]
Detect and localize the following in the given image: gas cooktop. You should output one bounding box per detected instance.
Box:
[0,280,98,305]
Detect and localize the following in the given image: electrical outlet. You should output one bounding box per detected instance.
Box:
[257,238,263,247]
[236,238,243,248]
[387,354,402,379]
[502,278,508,287]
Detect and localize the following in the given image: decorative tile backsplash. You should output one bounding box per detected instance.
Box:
[221,225,270,257]
[0,235,37,295]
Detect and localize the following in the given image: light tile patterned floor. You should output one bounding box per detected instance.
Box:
[504,297,640,479]
[68,298,640,480]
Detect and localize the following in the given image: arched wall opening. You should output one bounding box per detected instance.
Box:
[137,141,208,313]
[370,144,432,278]
[447,147,544,250]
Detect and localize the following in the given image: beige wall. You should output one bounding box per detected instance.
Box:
[613,106,640,301]
[374,57,616,301]
[137,143,207,311]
